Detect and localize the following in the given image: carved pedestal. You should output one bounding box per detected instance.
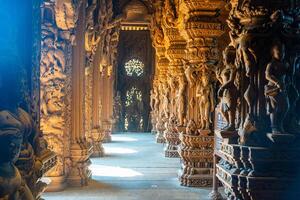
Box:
[102,121,112,143]
[91,128,105,157]
[217,142,300,200]
[156,118,166,144]
[46,176,67,192]
[164,117,181,158]
[164,130,180,158]
[67,142,93,187]
[104,131,112,143]
[178,132,214,187]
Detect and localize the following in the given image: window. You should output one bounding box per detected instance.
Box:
[124,59,144,77]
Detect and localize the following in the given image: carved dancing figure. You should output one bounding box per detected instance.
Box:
[184,63,196,88]
[176,75,186,126]
[265,41,289,134]
[197,69,215,130]
[218,47,238,131]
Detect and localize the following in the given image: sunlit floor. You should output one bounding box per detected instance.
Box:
[43,133,213,200]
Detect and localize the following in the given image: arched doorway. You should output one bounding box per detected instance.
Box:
[116,30,154,132]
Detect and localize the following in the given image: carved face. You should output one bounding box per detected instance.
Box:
[0,134,23,163]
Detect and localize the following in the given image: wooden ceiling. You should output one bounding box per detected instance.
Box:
[113,0,154,16]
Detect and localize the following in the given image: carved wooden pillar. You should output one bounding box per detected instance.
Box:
[101,66,113,143]
[40,0,77,191]
[90,46,106,157]
[155,50,170,144]
[162,25,187,158]
[67,2,92,187]
[177,0,225,187]
[85,66,93,152]
[84,0,105,158]
[215,1,300,199]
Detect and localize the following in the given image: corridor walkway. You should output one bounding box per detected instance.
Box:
[44,133,212,200]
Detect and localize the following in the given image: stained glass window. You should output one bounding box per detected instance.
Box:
[124,59,144,77]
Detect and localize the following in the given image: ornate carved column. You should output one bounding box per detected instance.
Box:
[160,0,188,158]
[215,1,300,199]
[151,2,170,144]
[155,56,170,144]
[84,0,104,158]
[177,0,225,187]
[40,0,77,191]
[68,1,93,187]
[156,54,169,143]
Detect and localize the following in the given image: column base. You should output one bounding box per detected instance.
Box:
[151,129,157,135]
[45,176,67,192]
[164,130,180,158]
[103,130,112,143]
[91,143,105,157]
[178,167,213,187]
[216,143,300,200]
[90,129,106,157]
[156,131,166,143]
[208,190,224,200]
[67,142,93,187]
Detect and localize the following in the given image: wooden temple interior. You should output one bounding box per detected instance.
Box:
[0,0,300,199]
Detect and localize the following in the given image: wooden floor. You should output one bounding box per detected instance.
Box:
[43,133,215,200]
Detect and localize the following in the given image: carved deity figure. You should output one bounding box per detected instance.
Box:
[217,47,238,131]
[265,41,289,134]
[184,64,197,88]
[196,69,215,130]
[163,0,178,28]
[168,76,177,116]
[0,110,23,200]
[0,110,34,200]
[176,75,186,126]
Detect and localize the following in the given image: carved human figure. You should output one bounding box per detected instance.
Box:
[168,76,177,116]
[265,42,289,134]
[176,75,186,126]
[162,82,170,118]
[150,89,155,111]
[153,86,160,114]
[217,47,238,131]
[0,61,36,199]
[237,34,257,117]
[163,0,178,28]
[184,64,196,88]
[0,110,23,200]
[196,69,215,130]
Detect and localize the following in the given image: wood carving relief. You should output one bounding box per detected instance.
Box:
[215,1,300,200]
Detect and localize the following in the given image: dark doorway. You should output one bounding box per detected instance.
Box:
[116,30,154,132]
